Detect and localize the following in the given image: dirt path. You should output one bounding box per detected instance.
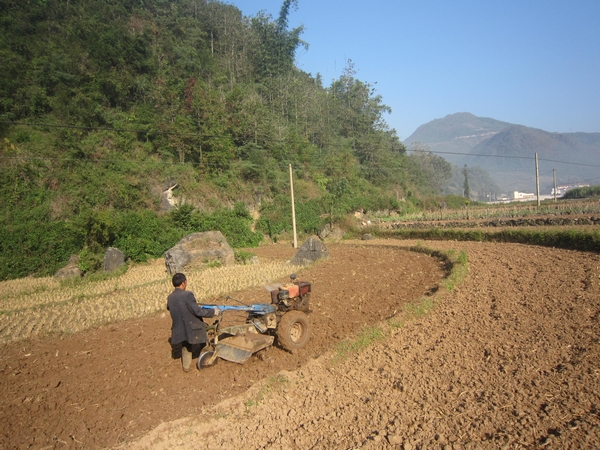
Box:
[0,243,444,449]
[123,239,600,449]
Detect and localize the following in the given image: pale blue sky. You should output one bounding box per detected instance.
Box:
[229,0,600,140]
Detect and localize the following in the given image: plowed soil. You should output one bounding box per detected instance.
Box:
[2,239,600,449]
[0,243,441,449]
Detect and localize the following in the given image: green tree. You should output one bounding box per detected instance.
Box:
[0,0,446,280]
[463,165,471,199]
[409,143,452,194]
[324,178,348,226]
[249,0,306,78]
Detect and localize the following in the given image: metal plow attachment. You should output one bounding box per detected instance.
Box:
[215,333,274,364]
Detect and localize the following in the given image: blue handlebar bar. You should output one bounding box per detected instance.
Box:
[201,303,276,314]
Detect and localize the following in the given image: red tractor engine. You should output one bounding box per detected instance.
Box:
[270,273,311,313]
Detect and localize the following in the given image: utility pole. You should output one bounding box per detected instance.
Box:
[553,169,557,203]
[535,153,540,209]
[289,164,298,249]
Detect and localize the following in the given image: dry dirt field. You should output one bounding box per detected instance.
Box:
[1,238,600,449]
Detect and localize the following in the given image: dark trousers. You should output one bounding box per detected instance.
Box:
[171,341,205,359]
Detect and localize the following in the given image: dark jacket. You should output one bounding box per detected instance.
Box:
[167,288,215,345]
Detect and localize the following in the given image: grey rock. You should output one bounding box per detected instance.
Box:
[54,255,82,280]
[289,236,329,266]
[318,224,345,241]
[318,224,331,239]
[164,231,235,275]
[104,247,125,272]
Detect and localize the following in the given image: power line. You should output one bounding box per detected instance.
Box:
[4,119,599,169]
[0,154,551,194]
[0,154,593,191]
[537,157,600,168]
[0,121,183,136]
[409,147,600,169]
[410,148,531,160]
[573,175,600,185]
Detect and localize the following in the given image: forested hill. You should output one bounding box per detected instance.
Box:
[0,0,452,280]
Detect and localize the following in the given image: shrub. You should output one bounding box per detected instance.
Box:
[113,210,182,262]
[234,250,256,264]
[382,227,600,253]
[562,185,600,199]
[78,246,104,273]
[0,207,83,280]
[256,196,324,239]
[192,202,263,248]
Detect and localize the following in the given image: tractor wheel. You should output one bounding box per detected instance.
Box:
[197,351,218,370]
[276,311,311,352]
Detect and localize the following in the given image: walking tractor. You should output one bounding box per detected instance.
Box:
[197,274,311,369]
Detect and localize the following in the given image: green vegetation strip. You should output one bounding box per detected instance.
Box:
[244,374,289,411]
[332,246,468,364]
[380,227,600,252]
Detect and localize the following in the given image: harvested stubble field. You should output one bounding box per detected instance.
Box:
[1,237,600,449]
[0,261,303,345]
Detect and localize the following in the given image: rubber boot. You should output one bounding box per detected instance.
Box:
[182,345,192,372]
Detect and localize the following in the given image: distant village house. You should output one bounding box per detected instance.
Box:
[512,191,535,201]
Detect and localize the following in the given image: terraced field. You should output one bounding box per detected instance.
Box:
[1,238,599,449]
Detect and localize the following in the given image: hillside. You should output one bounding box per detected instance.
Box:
[405,113,600,192]
[0,0,448,280]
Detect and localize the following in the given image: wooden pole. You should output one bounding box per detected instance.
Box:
[289,164,298,249]
[553,169,557,203]
[535,153,540,209]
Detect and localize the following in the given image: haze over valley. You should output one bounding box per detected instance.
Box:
[404,113,600,195]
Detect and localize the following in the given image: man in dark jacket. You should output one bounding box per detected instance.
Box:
[167,272,219,372]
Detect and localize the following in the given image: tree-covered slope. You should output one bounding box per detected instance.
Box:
[1,0,448,280]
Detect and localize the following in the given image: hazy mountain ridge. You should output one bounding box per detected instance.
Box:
[471,125,600,161]
[405,112,512,156]
[404,113,600,193]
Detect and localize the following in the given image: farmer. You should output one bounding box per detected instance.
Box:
[167,272,219,372]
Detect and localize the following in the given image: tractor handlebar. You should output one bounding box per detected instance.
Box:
[200,303,276,315]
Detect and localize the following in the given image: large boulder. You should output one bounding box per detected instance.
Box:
[104,247,125,272]
[164,231,235,275]
[54,255,82,280]
[318,223,345,242]
[289,236,330,266]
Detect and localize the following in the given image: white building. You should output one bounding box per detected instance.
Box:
[513,191,535,200]
[551,184,589,196]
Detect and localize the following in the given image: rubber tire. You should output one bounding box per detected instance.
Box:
[276,311,311,351]
[197,351,218,370]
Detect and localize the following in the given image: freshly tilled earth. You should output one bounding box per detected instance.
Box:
[126,240,600,449]
[0,242,442,449]
[2,239,600,449]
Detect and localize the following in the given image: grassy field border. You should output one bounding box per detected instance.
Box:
[332,223,599,362]
[330,244,468,364]
[376,227,600,252]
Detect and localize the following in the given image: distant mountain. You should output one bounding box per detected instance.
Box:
[469,125,600,193]
[404,113,600,193]
[404,113,512,166]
